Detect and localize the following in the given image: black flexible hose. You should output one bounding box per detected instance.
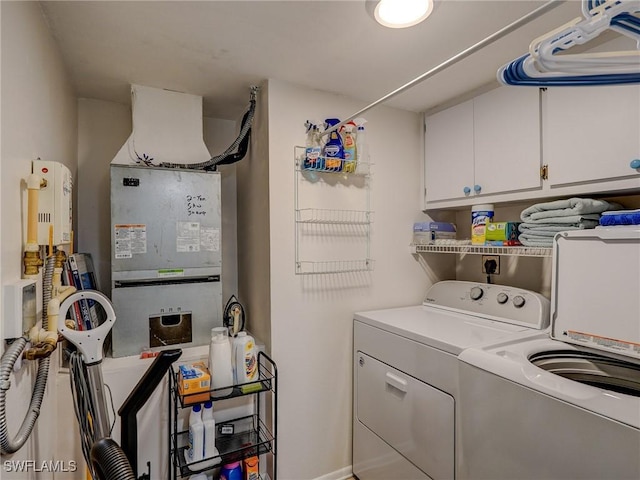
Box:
[90,438,136,480]
[204,107,252,170]
[162,86,258,170]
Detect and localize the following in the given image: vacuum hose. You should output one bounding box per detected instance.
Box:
[90,438,136,480]
[0,256,55,454]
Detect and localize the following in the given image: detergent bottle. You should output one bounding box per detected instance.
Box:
[202,401,220,464]
[322,118,344,171]
[186,404,204,465]
[233,332,258,384]
[209,327,234,397]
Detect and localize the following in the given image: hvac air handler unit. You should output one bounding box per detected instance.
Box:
[110,164,222,358]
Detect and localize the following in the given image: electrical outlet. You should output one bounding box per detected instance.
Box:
[482,255,500,275]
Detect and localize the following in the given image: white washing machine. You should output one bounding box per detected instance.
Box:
[353,280,550,480]
[458,227,640,480]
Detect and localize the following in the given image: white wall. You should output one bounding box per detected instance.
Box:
[0,2,77,478]
[204,117,240,300]
[252,79,449,479]
[77,99,132,291]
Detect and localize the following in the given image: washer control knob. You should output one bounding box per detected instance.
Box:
[497,292,509,304]
[470,286,484,301]
[513,295,526,308]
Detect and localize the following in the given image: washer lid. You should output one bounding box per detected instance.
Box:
[551,227,640,361]
[354,305,533,356]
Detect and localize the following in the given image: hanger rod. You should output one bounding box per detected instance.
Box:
[323,0,565,135]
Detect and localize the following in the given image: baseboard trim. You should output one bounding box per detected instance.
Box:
[312,465,354,480]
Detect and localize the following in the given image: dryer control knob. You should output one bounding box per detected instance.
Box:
[470,286,484,301]
[513,295,526,308]
[497,292,509,304]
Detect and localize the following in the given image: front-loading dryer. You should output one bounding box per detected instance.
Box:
[459,227,640,480]
[353,280,550,480]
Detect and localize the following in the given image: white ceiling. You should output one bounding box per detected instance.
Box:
[40,1,590,120]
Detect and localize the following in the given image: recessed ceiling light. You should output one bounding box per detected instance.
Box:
[374,0,433,29]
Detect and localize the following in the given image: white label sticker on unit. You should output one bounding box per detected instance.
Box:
[177,222,200,252]
[114,224,147,258]
[200,227,220,252]
[157,269,185,278]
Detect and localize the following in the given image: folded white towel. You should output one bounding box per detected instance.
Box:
[518,234,555,247]
[520,198,622,223]
[518,220,600,235]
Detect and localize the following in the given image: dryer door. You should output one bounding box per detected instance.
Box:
[356,352,455,479]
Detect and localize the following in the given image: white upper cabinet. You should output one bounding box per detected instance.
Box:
[473,87,541,196]
[424,87,541,207]
[543,85,640,187]
[424,100,474,203]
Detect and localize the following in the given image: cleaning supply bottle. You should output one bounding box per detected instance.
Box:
[220,462,243,480]
[356,124,366,162]
[186,404,204,465]
[244,456,260,480]
[202,401,219,463]
[303,121,322,170]
[209,327,233,397]
[323,118,344,171]
[342,124,357,173]
[233,332,258,384]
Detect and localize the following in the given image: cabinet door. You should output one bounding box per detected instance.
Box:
[473,87,542,196]
[543,85,640,187]
[424,100,474,203]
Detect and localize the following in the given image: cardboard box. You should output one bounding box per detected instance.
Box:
[413,222,457,245]
[177,361,211,405]
[486,222,521,242]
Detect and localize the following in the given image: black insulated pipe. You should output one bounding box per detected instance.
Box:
[117,349,182,477]
[205,107,252,170]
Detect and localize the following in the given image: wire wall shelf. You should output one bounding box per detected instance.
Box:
[411,243,553,258]
[295,208,372,225]
[295,259,374,275]
[294,146,371,177]
[294,146,373,275]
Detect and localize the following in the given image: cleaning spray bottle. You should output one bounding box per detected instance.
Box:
[355,118,368,174]
[342,123,357,173]
[323,118,344,171]
[303,121,322,170]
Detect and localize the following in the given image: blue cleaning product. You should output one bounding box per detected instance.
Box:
[323,118,344,171]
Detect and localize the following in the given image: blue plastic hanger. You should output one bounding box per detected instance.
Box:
[499,0,640,86]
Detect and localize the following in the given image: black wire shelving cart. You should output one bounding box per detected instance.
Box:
[168,351,277,480]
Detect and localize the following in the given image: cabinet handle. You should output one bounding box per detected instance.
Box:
[463,187,471,195]
[474,185,482,193]
[631,159,640,170]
